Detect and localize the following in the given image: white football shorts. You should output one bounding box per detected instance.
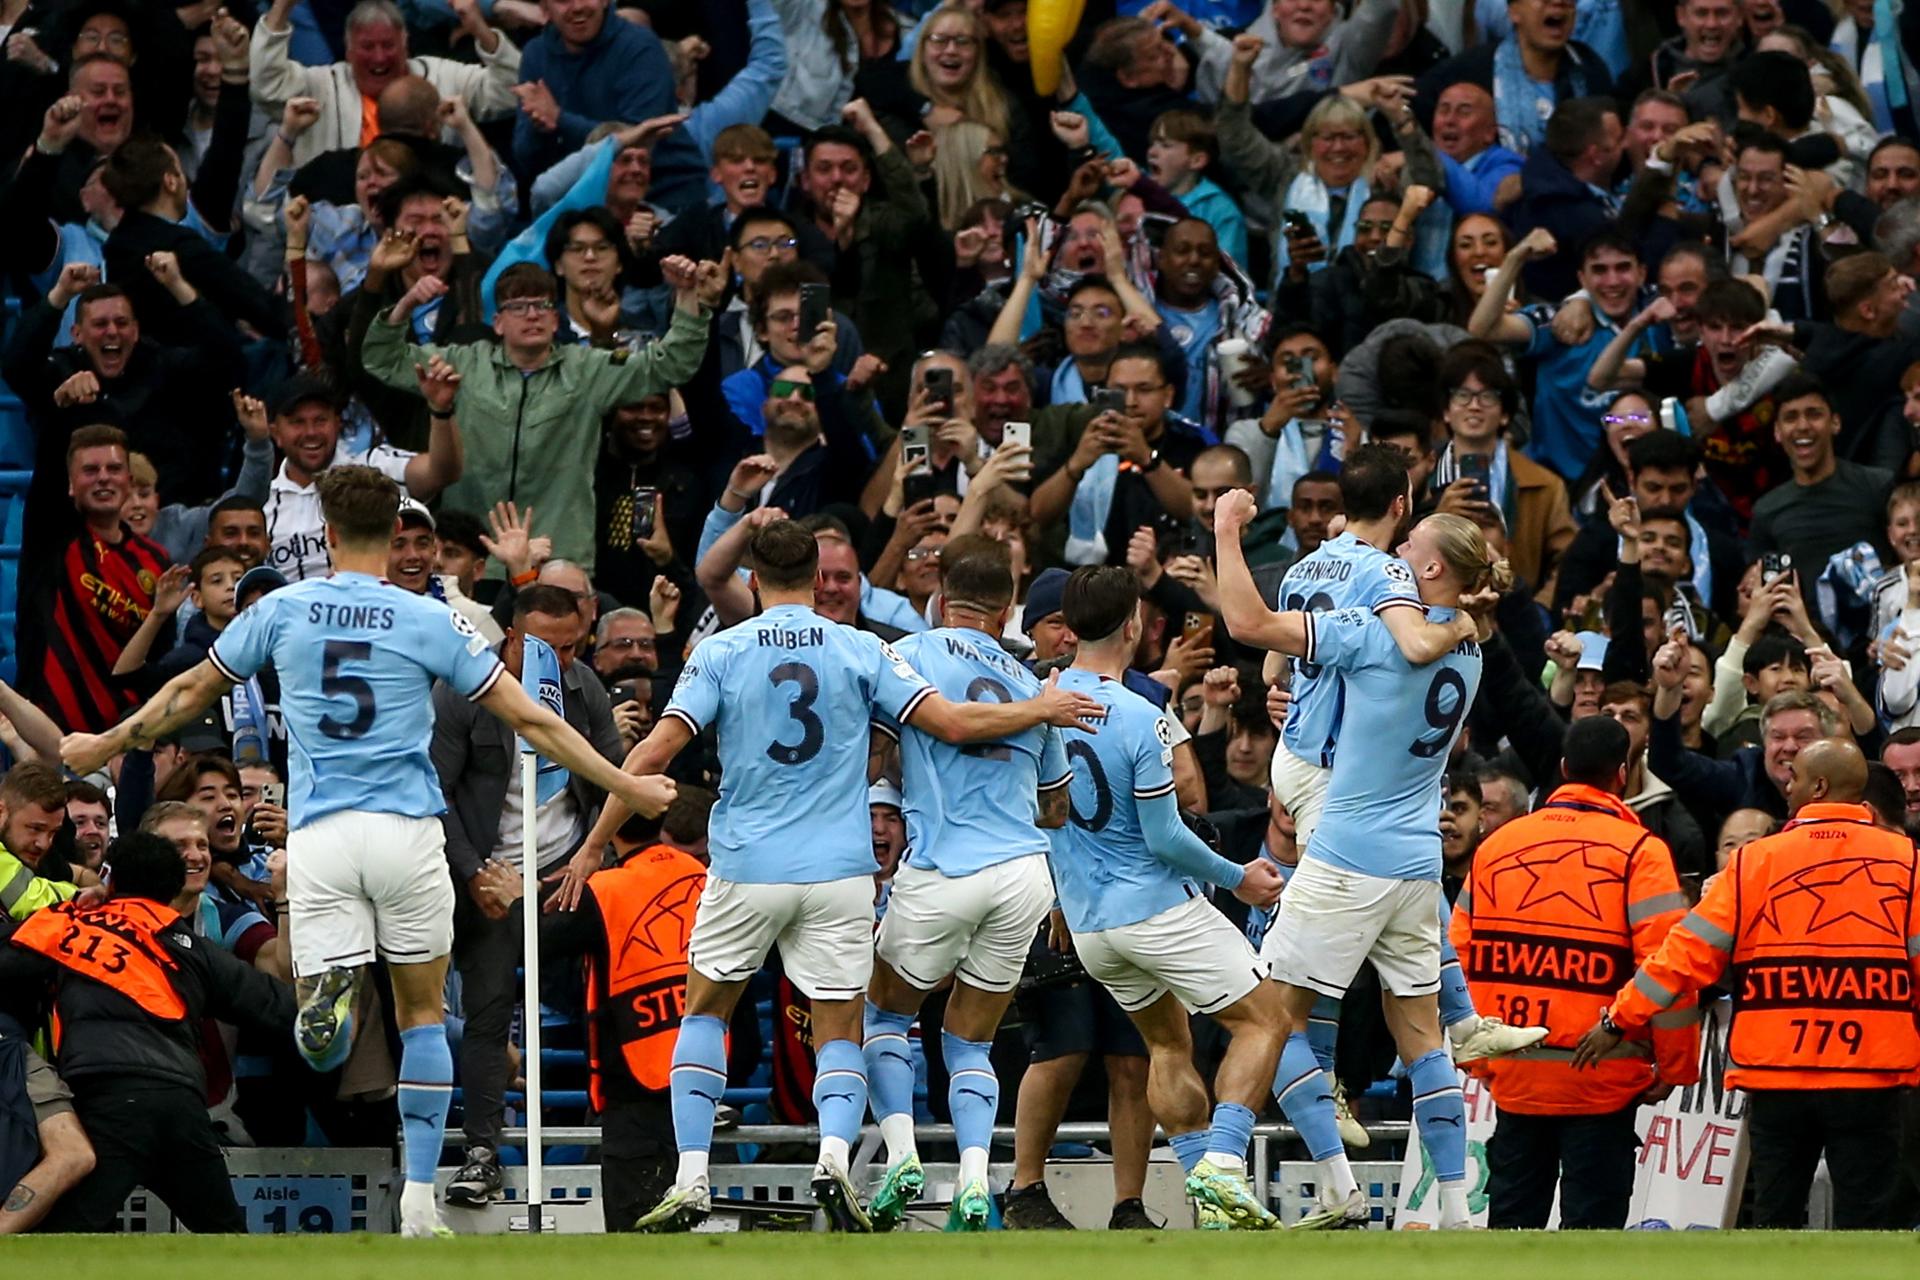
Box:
[1269,747,1332,847]
[1074,894,1269,1015]
[1262,855,1442,998]
[875,853,1054,993]
[286,810,454,977]
[688,873,875,1000]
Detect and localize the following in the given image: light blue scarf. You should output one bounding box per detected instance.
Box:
[1493,37,1588,155]
[1272,171,1367,283]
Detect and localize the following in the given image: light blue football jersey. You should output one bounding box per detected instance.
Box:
[1050,668,1190,933]
[1276,532,1423,767]
[664,604,934,885]
[209,573,505,830]
[882,627,1069,878]
[1301,605,1481,881]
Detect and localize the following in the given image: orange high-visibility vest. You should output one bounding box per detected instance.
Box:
[10,897,187,1024]
[1453,784,1699,1114]
[1611,802,1920,1090]
[584,845,707,1107]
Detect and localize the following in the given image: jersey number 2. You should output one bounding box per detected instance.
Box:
[959,675,1015,762]
[765,662,824,765]
[319,640,376,741]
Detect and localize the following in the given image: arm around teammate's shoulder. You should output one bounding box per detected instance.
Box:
[1379,605,1476,665]
[905,671,1105,744]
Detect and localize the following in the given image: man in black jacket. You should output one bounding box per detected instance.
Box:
[0,831,295,1233]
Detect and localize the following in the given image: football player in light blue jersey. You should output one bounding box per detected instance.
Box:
[1219,496,1506,1230]
[60,466,676,1240]
[578,519,1104,1234]
[1048,567,1287,1230]
[861,536,1071,1231]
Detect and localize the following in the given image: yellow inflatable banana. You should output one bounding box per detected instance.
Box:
[1028,0,1087,96]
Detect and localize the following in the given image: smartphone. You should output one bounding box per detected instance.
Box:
[630,486,657,544]
[1000,421,1031,450]
[261,782,285,808]
[798,282,830,340]
[1182,611,1215,649]
[1761,551,1792,584]
[900,423,932,473]
[924,366,956,414]
[610,681,640,708]
[1091,387,1128,415]
[1663,597,1695,642]
[1282,209,1316,237]
[1457,452,1491,492]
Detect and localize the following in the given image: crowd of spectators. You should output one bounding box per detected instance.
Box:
[3,0,1920,1232]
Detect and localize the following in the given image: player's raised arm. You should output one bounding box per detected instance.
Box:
[1211,491,1309,656]
[480,676,678,820]
[568,716,697,909]
[906,671,1106,744]
[61,658,235,773]
[1378,606,1479,666]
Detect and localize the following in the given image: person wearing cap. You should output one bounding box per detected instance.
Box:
[360,256,724,575]
[387,500,438,595]
[262,364,464,583]
[867,778,905,909]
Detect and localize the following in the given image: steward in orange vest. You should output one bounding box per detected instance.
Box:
[1578,738,1920,1229]
[1453,716,1697,1229]
[0,832,294,1233]
[542,830,707,1233]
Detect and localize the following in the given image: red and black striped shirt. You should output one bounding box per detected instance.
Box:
[42,525,170,733]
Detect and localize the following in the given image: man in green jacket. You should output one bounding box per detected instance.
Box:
[360,251,723,573]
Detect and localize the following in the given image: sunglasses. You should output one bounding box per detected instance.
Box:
[769,379,815,401]
[1354,219,1395,234]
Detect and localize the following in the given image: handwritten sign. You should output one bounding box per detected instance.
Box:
[1628,999,1747,1229]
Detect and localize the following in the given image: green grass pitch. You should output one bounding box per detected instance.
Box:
[7,1231,1920,1280]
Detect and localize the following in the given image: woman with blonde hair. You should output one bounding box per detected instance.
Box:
[930,121,1025,230]
[908,5,1011,138]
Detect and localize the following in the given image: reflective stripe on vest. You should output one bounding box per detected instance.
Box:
[585,846,706,1102]
[1725,810,1920,1076]
[10,898,187,1022]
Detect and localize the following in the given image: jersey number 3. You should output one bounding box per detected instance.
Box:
[320,640,376,741]
[766,662,825,765]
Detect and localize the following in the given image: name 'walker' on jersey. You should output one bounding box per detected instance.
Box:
[1050,667,1192,934]
[1276,531,1423,768]
[1300,605,1482,882]
[879,627,1070,878]
[663,603,934,886]
[209,573,506,829]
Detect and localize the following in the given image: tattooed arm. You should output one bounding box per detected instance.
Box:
[60,660,234,774]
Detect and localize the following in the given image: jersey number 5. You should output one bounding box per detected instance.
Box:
[320,640,376,740]
[766,662,825,765]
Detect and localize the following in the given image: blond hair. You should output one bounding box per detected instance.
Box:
[909,6,1010,140]
[1300,94,1381,175]
[931,121,1023,230]
[127,451,157,490]
[1424,512,1514,593]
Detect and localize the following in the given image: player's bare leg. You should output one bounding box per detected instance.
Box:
[1383,991,1472,1228]
[639,971,748,1232]
[1126,992,1275,1230]
[388,956,456,1239]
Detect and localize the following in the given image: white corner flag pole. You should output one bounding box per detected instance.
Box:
[520,748,545,1234]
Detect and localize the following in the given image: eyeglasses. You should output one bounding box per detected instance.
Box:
[602,635,656,651]
[1065,304,1117,322]
[983,145,1009,160]
[1354,219,1395,234]
[769,379,816,401]
[906,547,943,562]
[564,239,613,257]
[1603,411,1652,426]
[1449,387,1502,408]
[499,298,558,316]
[1113,383,1167,401]
[743,236,798,253]
[77,29,131,49]
[926,32,978,49]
